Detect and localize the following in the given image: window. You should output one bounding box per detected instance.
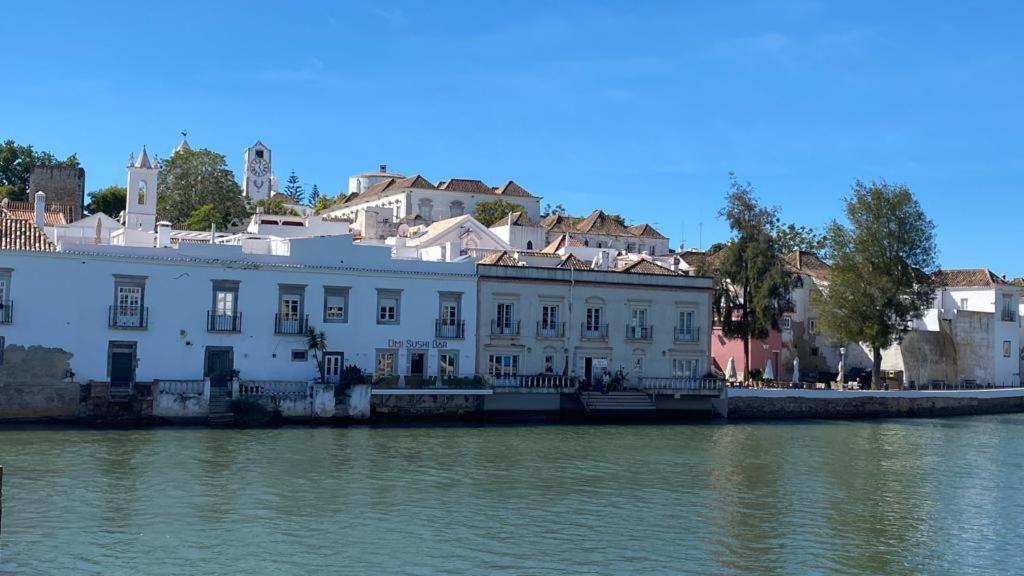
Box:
[630,307,648,328]
[678,310,695,337]
[488,354,519,377]
[541,304,559,329]
[291,349,308,362]
[626,243,636,253]
[1004,341,1012,358]
[281,295,301,319]
[450,201,464,217]
[0,270,9,304]
[418,199,433,220]
[782,316,792,330]
[439,292,461,325]
[496,302,514,330]
[113,275,147,328]
[960,298,968,310]
[324,286,349,323]
[0,335,4,365]
[526,240,534,250]
[672,358,699,378]
[586,307,603,330]
[137,180,146,205]
[439,353,457,377]
[544,355,554,374]
[1002,294,1015,322]
[377,289,401,324]
[376,350,397,376]
[215,290,235,316]
[811,347,819,356]
[808,319,817,334]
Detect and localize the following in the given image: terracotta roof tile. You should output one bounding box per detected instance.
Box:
[618,259,678,275]
[437,179,492,194]
[488,211,536,228]
[0,217,56,251]
[784,251,831,280]
[626,223,667,239]
[540,214,576,233]
[541,233,586,253]
[574,210,631,236]
[493,180,535,198]
[477,251,520,266]
[3,208,67,226]
[934,268,1008,288]
[2,200,76,224]
[557,253,591,270]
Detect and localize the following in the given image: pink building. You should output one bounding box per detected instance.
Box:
[711,328,786,382]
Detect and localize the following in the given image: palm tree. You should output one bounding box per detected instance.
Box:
[305,326,327,382]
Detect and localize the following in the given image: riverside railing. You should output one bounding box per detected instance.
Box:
[156,380,206,395]
[238,380,310,398]
[490,375,576,391]
[639,377,724,392]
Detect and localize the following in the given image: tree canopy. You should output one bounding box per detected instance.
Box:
[474,199,525,227]
[815,180,938,388]
[183,204,221,231]
[776,223,827,257]
[156,148,247,228]
[0,140,80,201]
[702,175,794,379]
[253,196,299,216]
[85,185,127,218]
[283,170,304,204]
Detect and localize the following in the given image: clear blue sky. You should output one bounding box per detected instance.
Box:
[3,1,1022,272]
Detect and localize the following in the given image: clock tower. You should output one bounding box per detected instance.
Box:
[243,141,272,200]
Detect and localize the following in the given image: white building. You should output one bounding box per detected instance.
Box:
[538,211,671,256]
[475,251,712,387]
[320,169,542,231]
[0,232,478,391]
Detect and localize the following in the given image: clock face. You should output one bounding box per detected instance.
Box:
[249,157,270,177]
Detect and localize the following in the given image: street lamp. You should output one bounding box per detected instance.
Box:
[839,346,847,389]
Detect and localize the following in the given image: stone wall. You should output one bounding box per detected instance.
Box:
[950,311,994,384]
[885,329,958,388]
[0,381,80,420]
[373,392,484,417]
[0,344,73,383]
[728,388,1024,419]
[29,166,85,220]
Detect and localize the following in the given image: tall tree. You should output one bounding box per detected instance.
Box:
[704,175,793,380]
[252,196,299,216]
[307,183,322,208]
[283,170,304,204]
[815,180,938,389]
[85,185,127,218]
[473,199,524,227]
[776,223,827,256]
[0,140,80,201]
[157,148,247,227]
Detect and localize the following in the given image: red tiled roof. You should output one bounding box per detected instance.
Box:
[492,180,534,198]
[488,211,536,228]
[784,251,831,280]
[1,200,76,224]
[626,223,667,240]
[934,269,1008,288]
[0,217,56,251]
[438,179,492,194]
[575,210,630,236]
[540,214,576,233]
[557,253,590,270]
[477,251,520,266]
[541,233,586,253]
[618,259,678,275]
[3,208,67,226]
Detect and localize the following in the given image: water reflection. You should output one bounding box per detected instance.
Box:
[2,418,1023,575]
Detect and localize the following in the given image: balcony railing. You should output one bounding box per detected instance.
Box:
[536,321,565,338]
[275,313,308,335]
[491,320,520,337]
[109,305,148,329]
[674,326,701,342]
[1002,310,1017,322]
[208,311,242,332]
[0,300,11,324]
[626,324,653,341]
[435,319,465,339]
[581,323,608,340]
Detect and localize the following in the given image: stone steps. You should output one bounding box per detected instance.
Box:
[208,388,234,427]
[579,390,656,414]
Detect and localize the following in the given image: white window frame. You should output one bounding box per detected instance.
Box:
[376,349,397,376]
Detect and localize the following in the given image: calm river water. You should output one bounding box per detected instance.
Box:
[1,417,1023,575]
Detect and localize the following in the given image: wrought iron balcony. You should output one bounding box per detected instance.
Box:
[581,323,609,340]
[491,320,520,337]
[109,305,148,329]
[626,324,653,341]
[208,311,242,332]
[275,313,308,335]
[536,321,565,338]
[0,300,11,324]
[1002,310,1017,322]
[435,319,465,339]
[674,326,701,343]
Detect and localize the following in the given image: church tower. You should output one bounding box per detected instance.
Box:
[243,141,272,200]
[125,146,159,231]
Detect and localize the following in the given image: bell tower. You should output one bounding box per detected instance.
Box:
[125,146,159,231]
[243,141,272,200]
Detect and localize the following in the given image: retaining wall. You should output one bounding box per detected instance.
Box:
[727,388,1024,419]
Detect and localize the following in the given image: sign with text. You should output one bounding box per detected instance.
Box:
[387,339,450,349]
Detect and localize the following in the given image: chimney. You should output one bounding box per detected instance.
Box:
[34,191,45,229]
[379,163,387,173]
[157,221,172,248]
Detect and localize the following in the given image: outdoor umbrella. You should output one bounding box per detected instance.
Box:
[764,358,775,382]
[725,357,737,382]
[792,357,801,386]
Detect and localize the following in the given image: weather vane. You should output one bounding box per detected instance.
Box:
[181,129,188,139]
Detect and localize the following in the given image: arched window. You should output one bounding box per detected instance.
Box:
[526,240,534,250]
[137,180,147,205]
[583,239,589,247]
[450,201,465,217]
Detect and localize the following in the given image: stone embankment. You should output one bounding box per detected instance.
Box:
[726,388,1024,419]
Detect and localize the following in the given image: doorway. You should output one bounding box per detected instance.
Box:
[324,352,344,385]
[108,341,136,393]
[204,346,234,389]
[410,351,426,376]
